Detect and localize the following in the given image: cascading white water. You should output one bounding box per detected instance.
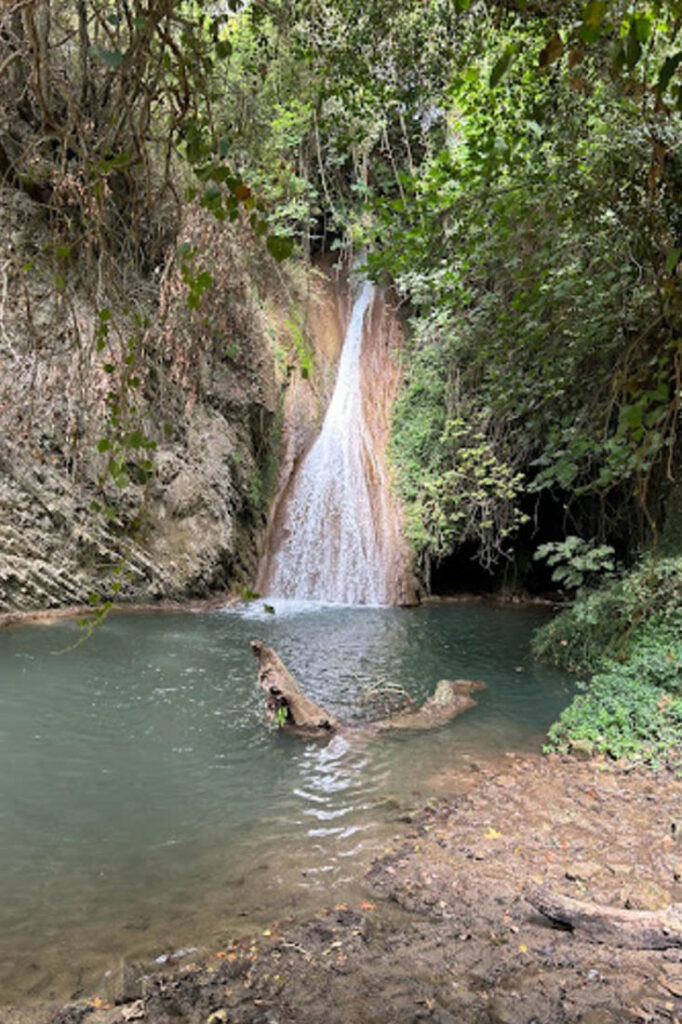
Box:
[267,279,395,605]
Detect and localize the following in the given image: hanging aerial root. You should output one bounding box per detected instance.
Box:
[527,886,682,949]
[250,640,485,739]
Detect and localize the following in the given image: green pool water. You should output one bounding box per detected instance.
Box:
[0,600,572,1005]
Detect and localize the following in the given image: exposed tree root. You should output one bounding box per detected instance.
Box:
[250,640,485,739]
[527,886,682,949]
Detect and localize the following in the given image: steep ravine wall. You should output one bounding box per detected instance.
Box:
[0,197,290,613]
[0,196,417,614]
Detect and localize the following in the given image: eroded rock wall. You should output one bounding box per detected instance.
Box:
[0,194,289,611]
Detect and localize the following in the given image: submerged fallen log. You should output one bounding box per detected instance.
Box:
[376,678,487,731]
[250,640,485,739]
[527,886,682,950]
[250,641,340,738]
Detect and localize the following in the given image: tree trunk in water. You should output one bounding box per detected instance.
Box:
[250,641,485,739]
[250,640,340,738]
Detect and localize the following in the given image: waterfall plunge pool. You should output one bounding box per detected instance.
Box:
[0,601,573,1005]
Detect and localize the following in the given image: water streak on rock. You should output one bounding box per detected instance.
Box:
[264,278,414,605]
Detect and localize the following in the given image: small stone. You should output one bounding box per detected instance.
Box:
[104,961,147,1004]
[608,862,634,877]
[565,861,601,882]
[121,1001,145,1021]
[570,739,594,761]
[467,845,489,861]
[625,880,671,911]
[206,1011,229,1024]
[660,972,682,998]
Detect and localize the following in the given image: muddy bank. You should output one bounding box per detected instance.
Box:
[0,594,239,631]
[7,754,682,1024]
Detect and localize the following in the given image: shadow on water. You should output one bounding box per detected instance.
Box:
[0,601,573,1004]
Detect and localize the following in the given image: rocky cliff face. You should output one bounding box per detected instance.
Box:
[0,194,287,612]
[0,193,416,614]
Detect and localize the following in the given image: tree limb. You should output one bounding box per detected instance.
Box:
[527,886,682,950]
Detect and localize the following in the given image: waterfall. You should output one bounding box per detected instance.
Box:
[266,279,397,605]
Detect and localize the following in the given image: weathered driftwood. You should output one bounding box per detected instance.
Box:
[527,886,682,950]
[250,640,485,739]
[251,640,340,737]
[377,678,487,731]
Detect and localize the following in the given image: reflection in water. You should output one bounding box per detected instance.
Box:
[0,602,572,1004]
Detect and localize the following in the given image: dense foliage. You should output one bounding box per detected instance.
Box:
[200,0,682,582]
[535,556,682,760]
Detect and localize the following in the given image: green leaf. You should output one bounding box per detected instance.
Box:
[88,45,124,69]
[624,26,642,69]
[665,248,681,274]
[97,438,111,453]
[580,1,607,43]
[657,52,682,96]
[633,16,651,44]
[489,48,514,88]
[266,235,294,262]
[583,1,606,28]
[215,40,232,60]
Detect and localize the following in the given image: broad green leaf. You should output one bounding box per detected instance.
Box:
[633,16,651,43]
[490,48,514,89]
[580,1,607,43]
[583,1,606,29]
[88,45,124,69]
[665,248,681,274]
[624,27,642,68]
[657,52,682,96]
[266,235,294,262]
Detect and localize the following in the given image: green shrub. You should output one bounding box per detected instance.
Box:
[533,555,682,674]
[546,627,682,762]
[538,556,682,761]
